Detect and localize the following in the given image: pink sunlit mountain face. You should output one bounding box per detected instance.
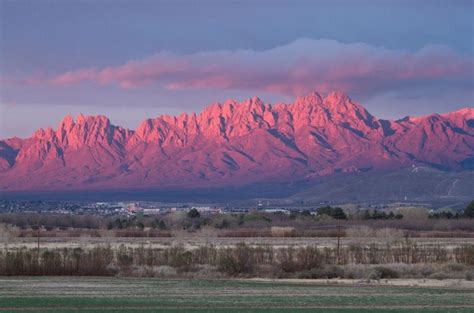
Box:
[0,91,473,192]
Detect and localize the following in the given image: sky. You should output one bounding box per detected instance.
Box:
[0,0,473,138]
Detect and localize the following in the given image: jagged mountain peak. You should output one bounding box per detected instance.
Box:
[59,114,75,128]
[294,91,323,107]
[443,107,474,119]
[33,127,55,140]
[325,90,350,102]
[0,92,472,192]
[75,113,111,126]
[322,90,360,112]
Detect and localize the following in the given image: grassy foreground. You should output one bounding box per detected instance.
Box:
[0,278,473,312]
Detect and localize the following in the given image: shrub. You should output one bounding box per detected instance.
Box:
[168,246,193,270]
[151,219,167,230]
[464,200,474,218]
[322,265,345,279]
[278,247,296,273]
[367,270,380,280]
[297,268,322,279]
[278,246,323,272]
[346,226,374,238]
[243,213,272,223]
[297,265,344,279]
[443,263,465,272]
[420,265,434,278]
[317,206,347,220]
[465,270,474,281]
[187,208,200,219]
[116,245,133,269]
[430,272,448,280]
[217,242,253,275]
[214,218,230,229]
[360,209,404,220]
[454,245,474,265]
[368,266,399,280]
[375,228,404,243]
[171,251,193,270]
[271,226,295,237]
[297,247,323,271]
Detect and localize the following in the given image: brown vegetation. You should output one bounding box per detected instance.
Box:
[1,207,473,279]
[1,241,473,279]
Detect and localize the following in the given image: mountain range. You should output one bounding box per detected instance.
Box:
[1,91,473,200]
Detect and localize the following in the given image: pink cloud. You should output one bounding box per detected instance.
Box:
[52,68,98,85]
[26,39,474,96]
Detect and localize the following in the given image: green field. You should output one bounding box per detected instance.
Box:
[0,277,473,312]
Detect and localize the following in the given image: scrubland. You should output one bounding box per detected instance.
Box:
[0,207,473,281]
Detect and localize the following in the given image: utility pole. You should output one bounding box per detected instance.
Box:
[336,223,341,264]
[36,225,40,268]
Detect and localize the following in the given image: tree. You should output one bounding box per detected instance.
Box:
[187,208,200,219]
[316,206,347,220]
[331,207,347,220]
[158,220,166,230]
[214,218,230,229]
[151,218,166,229]
[113,218,123,229]
[464,200,474,218]
[317,206,333,217]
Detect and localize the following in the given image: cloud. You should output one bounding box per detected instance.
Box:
[31,39,474,96]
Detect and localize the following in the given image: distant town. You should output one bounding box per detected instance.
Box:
[0,199,433,217]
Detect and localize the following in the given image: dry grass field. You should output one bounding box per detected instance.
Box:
[4,235,474,250]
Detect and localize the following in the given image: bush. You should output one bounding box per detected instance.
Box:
[151,219,166,230]
[278,247,296,273]
[368,266,399,280]
[443,263,465,272]
[465,270,474,281]
[297,268,322,279]
[187,209,200,219]
[277,246,323,273]
[297,247,323,271]
[217,242,253,275]
[420,266,434,278]
[171,251,193,270]
[214,218,230,229]
[430,272,448,280]
[168,246,193,270]
[116,245,133,270]
[297,265,344,279]
[271,226,295,237]
[464,200,474,218]
[322,265,344,279]
[360,210,403,220]
[317,206,347,220]
[454,245,474,265]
